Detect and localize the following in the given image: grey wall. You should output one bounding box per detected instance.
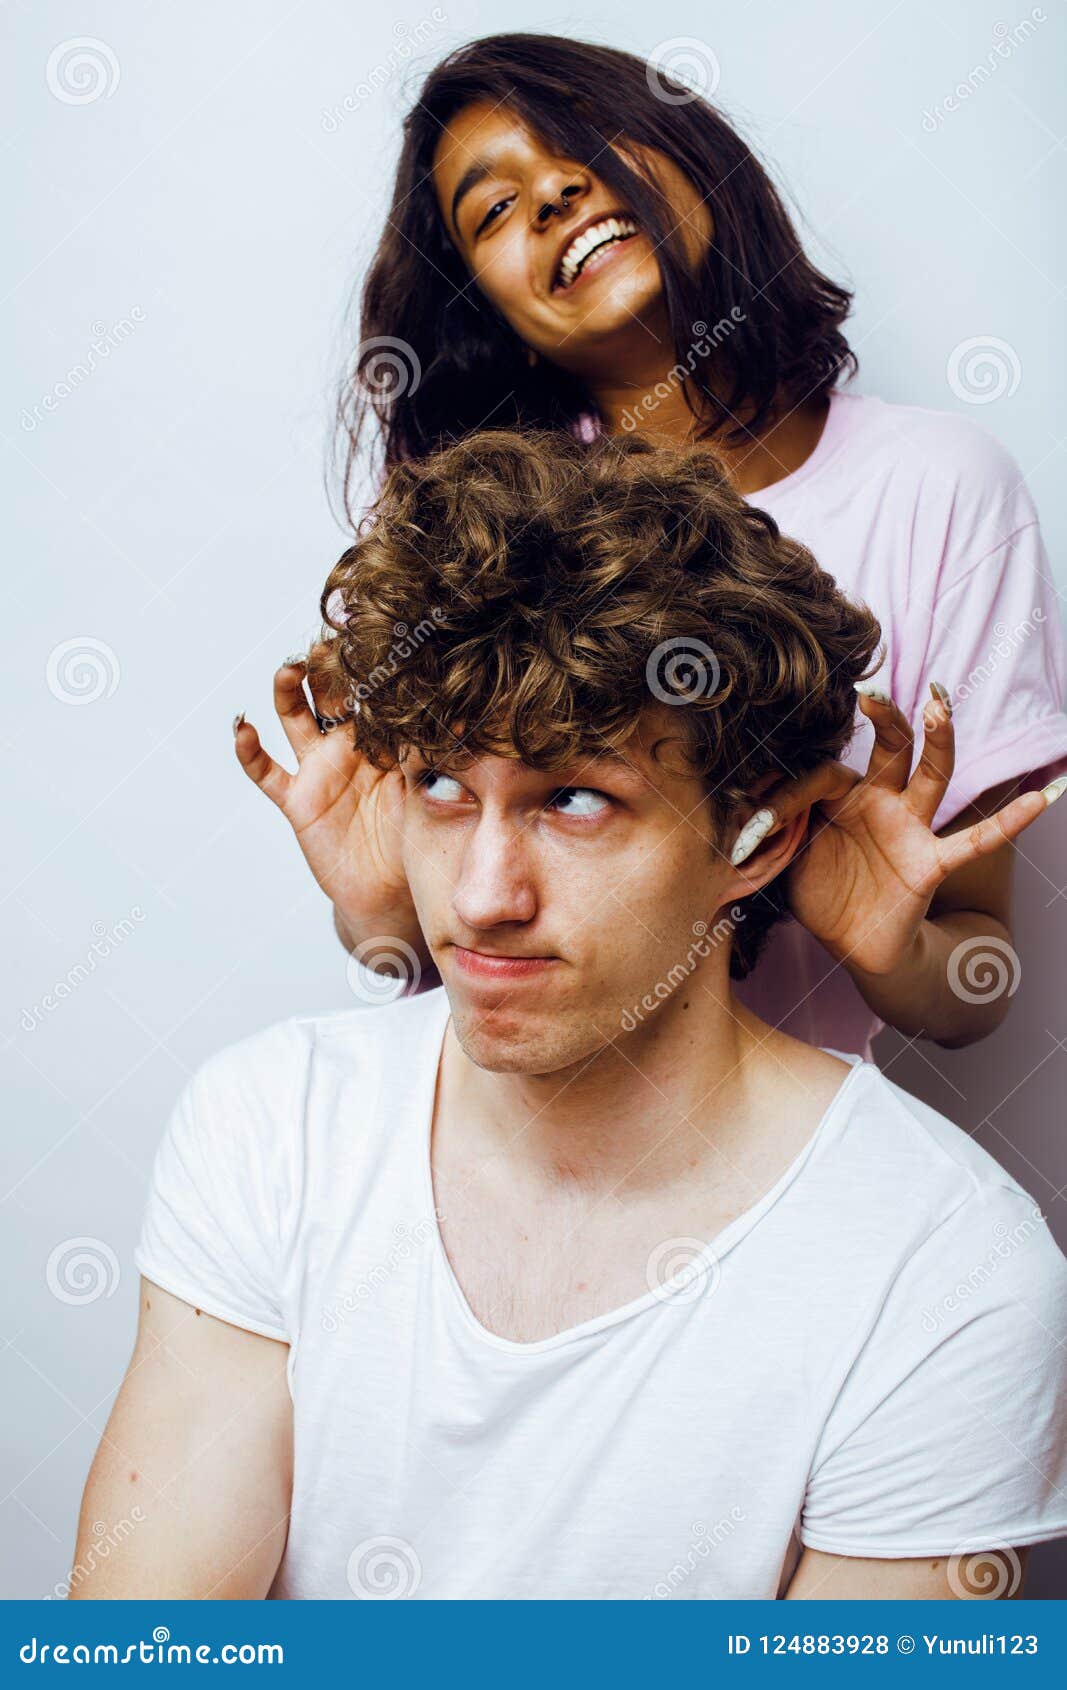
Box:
[4,0,1064,1599]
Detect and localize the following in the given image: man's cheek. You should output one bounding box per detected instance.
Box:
[402,829,453,926]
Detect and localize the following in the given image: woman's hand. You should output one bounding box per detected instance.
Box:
[233,657,417,948]
[744,682,1062,978]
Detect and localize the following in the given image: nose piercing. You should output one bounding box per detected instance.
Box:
[541,184,580,220]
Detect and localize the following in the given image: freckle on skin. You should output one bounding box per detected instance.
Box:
[130,1471,138,1482]
[145,1299,151,1310]
[194,1308,201,1317]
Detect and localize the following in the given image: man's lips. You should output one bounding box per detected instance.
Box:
[451,945,557,981]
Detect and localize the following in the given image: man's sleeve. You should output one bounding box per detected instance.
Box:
[801,1184,1067,1558]
[134,1024,305,1341]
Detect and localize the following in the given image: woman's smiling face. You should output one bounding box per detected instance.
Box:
[432,101,712,375]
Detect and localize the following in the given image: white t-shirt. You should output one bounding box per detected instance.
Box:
[136,987,1067,1600]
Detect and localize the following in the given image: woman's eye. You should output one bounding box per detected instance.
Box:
[550,787,610,819]
[476,197,512,235]
[418,771,466,803]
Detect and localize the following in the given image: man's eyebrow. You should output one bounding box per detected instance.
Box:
[563,750,648,788]
[405,749,648,788]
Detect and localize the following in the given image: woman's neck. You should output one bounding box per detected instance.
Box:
[589,372,830,497]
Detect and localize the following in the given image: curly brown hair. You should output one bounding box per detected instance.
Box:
[316,429,882,977]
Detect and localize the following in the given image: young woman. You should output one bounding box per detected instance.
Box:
[234,32,1067,1059]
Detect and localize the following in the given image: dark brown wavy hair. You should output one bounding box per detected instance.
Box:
[335,33,856,515]
[317,429,881,977]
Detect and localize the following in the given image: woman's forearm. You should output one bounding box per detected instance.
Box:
[842,910,1016,1048]
[331,900,440,991]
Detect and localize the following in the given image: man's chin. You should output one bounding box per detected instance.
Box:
[446,993,598,1078]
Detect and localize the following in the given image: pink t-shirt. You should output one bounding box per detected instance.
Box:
[727,389,1067,1055]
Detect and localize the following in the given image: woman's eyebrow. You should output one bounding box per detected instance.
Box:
[450,159,495,233]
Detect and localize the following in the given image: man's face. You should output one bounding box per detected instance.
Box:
[400,708,745,1075]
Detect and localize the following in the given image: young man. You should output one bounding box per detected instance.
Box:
[74,431,1067,1600]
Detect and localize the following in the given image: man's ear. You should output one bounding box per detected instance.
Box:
[726,803,812,894]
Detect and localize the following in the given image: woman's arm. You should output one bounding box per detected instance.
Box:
[842,777,1019,1046]
[236,660,420,963]
[739,688,1063,1048]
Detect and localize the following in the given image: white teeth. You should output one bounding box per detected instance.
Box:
[556,216,638,288]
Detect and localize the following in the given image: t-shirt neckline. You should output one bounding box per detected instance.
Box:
[415,991,869,1358]
[742,388,854,504]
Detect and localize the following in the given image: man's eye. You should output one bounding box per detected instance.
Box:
[550,787,610,818]
[417,771,466,802]
[475,196,512,235]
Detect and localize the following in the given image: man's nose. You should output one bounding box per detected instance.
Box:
[451,817,537,931]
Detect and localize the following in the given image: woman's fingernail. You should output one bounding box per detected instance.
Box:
[929,679,952,715]
[922,703,938,734]
[854,681,893,706]
[1042,775,1067,806]
[232,712,245,737]
[730,807,776,867]
[325,587,349,626]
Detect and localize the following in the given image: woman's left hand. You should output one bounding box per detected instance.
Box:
[748,683,1061,977]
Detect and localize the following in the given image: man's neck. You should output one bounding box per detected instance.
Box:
[438,983,795,1200]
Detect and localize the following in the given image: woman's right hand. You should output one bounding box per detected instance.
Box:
[233,657,423,957]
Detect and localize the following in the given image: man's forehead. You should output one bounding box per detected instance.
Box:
[403,717,696,791]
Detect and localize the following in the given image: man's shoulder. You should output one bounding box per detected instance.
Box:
[183,988,450,1129]
[826,1061,1064,1285]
